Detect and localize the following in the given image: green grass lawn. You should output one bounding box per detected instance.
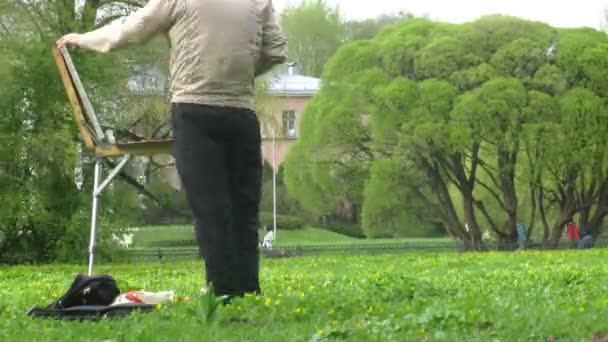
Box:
[132,225,453,247]
[131,225,195,245]
[2,250,607,341]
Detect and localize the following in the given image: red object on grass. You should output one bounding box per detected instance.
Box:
[124,292,145,303]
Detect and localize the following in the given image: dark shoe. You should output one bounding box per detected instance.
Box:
[219,295,236,306]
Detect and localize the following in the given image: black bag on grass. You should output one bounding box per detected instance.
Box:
[27,274,156,320]
[48,274,120,309]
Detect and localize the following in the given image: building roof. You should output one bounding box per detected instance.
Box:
[126,62,321,97]
[263,64,321,96]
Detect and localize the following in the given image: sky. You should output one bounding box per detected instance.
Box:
[274,0,608,29]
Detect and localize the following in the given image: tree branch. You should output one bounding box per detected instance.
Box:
[150,122,170,139]
[104,159,161,203]
[437,157,462,191]
[0,19,11,35]
[478,159,501,189]
[408,184,437,211]
[473,198,505,238]
[14,0,47,35]
[475,177,508,211]
[149,159,175,173]
[468,142,480,186]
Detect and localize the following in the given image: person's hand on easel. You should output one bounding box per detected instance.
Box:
[56,33,82,49]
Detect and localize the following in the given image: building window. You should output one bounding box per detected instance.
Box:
[282,110,297,138]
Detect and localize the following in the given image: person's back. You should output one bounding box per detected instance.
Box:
[168,0,286,109]
[61,0,286,110]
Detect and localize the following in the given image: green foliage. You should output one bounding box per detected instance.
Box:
[467,15,556,58]
[3,251,608,340]
[280,0,344,77]
[259,213,306,231]
[319,223,366,239]
[415,35,476,80]
[554,28,608,87]
[531,64,568,95]
[0,36,90,262]
[200,286,229,324]
[490,38,548,78]
[283,142,334,215]
[260,163,313,222]
[321,40,380,81]
[0,0,163,262]
[558,88,607,166]
[280,2,413,77]
[285,15,608,243]
[344,12,414,41]
[362,159,443,238]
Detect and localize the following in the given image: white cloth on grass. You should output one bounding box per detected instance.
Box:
[262,230,274,250]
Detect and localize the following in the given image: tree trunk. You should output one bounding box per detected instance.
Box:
[462,190,484,251]
[423,160,469,243]
[539,188,550,242]
[527,185,537,240]
[579,206,590,233]
[498,151,518,242]
[547,219,569,249]
[587,180,608,238]
[447,150,485,251]
[588,211,606,239]
[547,188,577,249]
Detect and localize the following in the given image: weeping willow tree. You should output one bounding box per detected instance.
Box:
[284,17,608,249]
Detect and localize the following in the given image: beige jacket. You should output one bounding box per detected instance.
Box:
[79,0,287,110]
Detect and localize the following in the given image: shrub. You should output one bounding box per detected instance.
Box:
[259,213,306,230]
[322,224,366,238]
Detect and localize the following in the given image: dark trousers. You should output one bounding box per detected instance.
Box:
[171,103,262,296]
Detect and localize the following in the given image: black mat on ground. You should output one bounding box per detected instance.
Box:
[27,303,157,321]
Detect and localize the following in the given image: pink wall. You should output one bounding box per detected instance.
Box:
[261,95,312,170]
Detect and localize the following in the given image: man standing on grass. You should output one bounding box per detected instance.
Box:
[57,0,287,298]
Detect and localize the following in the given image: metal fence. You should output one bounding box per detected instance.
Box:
[112,237,608,263]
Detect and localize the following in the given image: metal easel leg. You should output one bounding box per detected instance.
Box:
[87,154,131,275]
[88,159,102,275]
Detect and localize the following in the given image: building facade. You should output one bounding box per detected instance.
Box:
[259,64,320,170]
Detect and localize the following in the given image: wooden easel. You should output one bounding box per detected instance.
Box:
[53,46,173,275]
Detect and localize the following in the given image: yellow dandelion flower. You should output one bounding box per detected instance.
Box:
[317,329,324,336]
[331,320,338,326]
